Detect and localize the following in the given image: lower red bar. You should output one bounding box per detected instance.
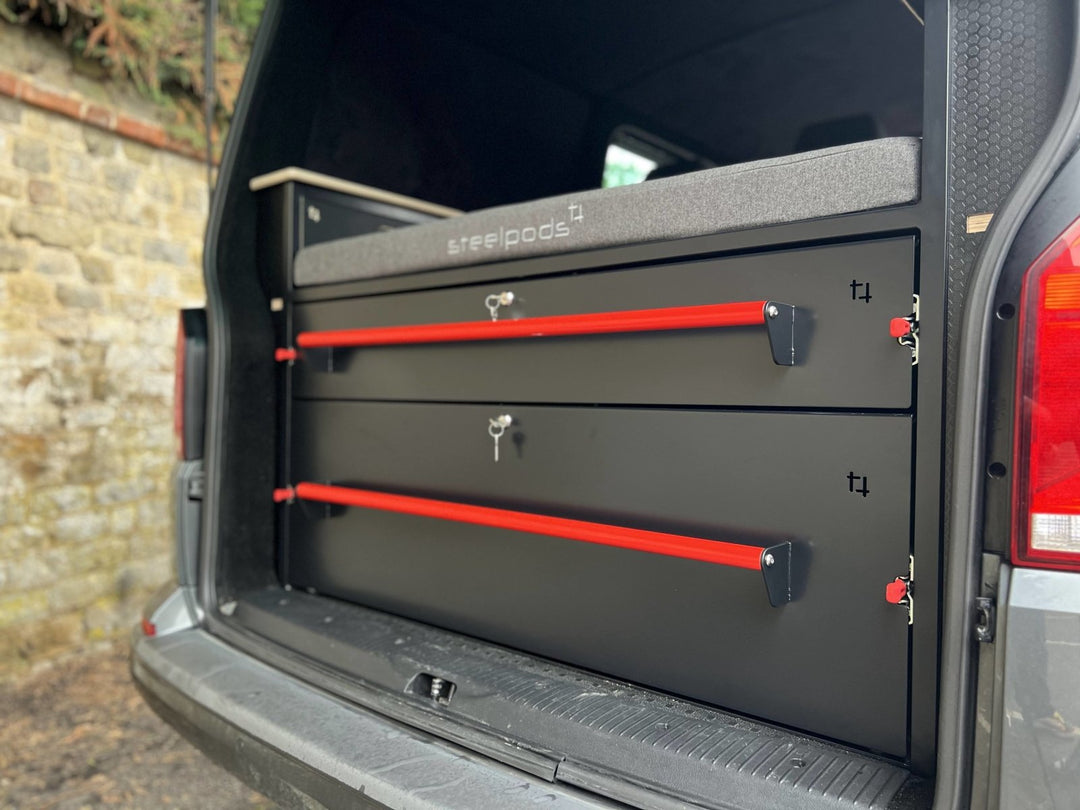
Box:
[296,301,768,350]
[293,482,764,570]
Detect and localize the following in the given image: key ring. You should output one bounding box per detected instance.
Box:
[485,291,515,321]
[488,414,512,462]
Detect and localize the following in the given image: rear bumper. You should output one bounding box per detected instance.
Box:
[131,620,618,810]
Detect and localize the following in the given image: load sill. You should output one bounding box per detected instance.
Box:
[226,586,922,810]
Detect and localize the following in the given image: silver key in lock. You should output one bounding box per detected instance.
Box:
[488,414,513,462]
[484,291,515,321]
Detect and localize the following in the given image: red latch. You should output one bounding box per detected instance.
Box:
[275,347,298,362]
[889,317,912,338]
[885,577,909,604]
[272,487,296,503]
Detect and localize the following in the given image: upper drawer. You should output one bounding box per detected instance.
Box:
[289,236,916,409]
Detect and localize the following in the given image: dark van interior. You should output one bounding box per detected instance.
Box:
[303,1,924,210]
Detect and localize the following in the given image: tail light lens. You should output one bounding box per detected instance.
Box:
[174,309,208,461]
[1012,216,1080,570]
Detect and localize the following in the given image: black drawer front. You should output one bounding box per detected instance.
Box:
[256,180,443,302]
[285,402,913,757]
[290,236,916,409]
[297,185,436,249]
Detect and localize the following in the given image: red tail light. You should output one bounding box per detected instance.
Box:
[1012,216,1080,571]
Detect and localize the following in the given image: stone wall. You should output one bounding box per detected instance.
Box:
[0,34,208,676]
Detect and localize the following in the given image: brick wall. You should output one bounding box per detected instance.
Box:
[0,39,208,675]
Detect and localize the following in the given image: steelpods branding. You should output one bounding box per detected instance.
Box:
[447,202,584,256]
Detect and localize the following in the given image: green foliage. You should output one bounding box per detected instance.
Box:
[1,0,266,146]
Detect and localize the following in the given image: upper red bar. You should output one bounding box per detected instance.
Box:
[293,481,764,570]
[295,301,769,350]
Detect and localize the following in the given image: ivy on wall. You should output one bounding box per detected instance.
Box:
[1,0,265,147]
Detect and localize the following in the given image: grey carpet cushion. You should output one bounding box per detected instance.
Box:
[293,137,920,287]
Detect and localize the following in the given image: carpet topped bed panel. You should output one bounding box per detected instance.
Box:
[293,137,920,287]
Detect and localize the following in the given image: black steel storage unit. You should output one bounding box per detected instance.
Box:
[256,147,925,761]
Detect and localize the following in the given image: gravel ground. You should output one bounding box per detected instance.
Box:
[0,642,275,810]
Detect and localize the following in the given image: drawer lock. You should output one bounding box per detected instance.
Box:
[485,290,516,321]
[487,413,513,462]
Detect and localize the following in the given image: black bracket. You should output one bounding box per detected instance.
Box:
[297,482,347,519]
[760,541,793,607]
[305,346,336,373]
[763,302,797,366]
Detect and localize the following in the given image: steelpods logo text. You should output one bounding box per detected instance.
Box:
[447,202,584,256]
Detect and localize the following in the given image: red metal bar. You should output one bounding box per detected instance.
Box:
[292,482,764,570]
[295,301,769,350]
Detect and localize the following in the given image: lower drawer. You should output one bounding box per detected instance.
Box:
[284,402,913,757]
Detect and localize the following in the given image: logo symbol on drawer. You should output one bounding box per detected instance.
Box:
[847,471,870,498]
[850,279,873,303]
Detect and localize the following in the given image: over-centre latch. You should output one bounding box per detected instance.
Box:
[885,554,915,625]
[890,294,920,366]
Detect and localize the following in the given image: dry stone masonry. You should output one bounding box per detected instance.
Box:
[0,42,208,675]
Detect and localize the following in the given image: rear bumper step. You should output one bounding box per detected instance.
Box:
[214,587,916,810]
[132,626,616,810]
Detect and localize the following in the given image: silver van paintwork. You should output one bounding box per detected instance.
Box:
[1000,567,1080,809]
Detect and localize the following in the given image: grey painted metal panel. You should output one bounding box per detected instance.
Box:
[286,404,913,757]
[290,236,916,409]
[293,137,920,286]
[999,567,1080,810]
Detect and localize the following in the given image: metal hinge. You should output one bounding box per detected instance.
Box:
[187,470,205,501]
[974,597,996,643]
